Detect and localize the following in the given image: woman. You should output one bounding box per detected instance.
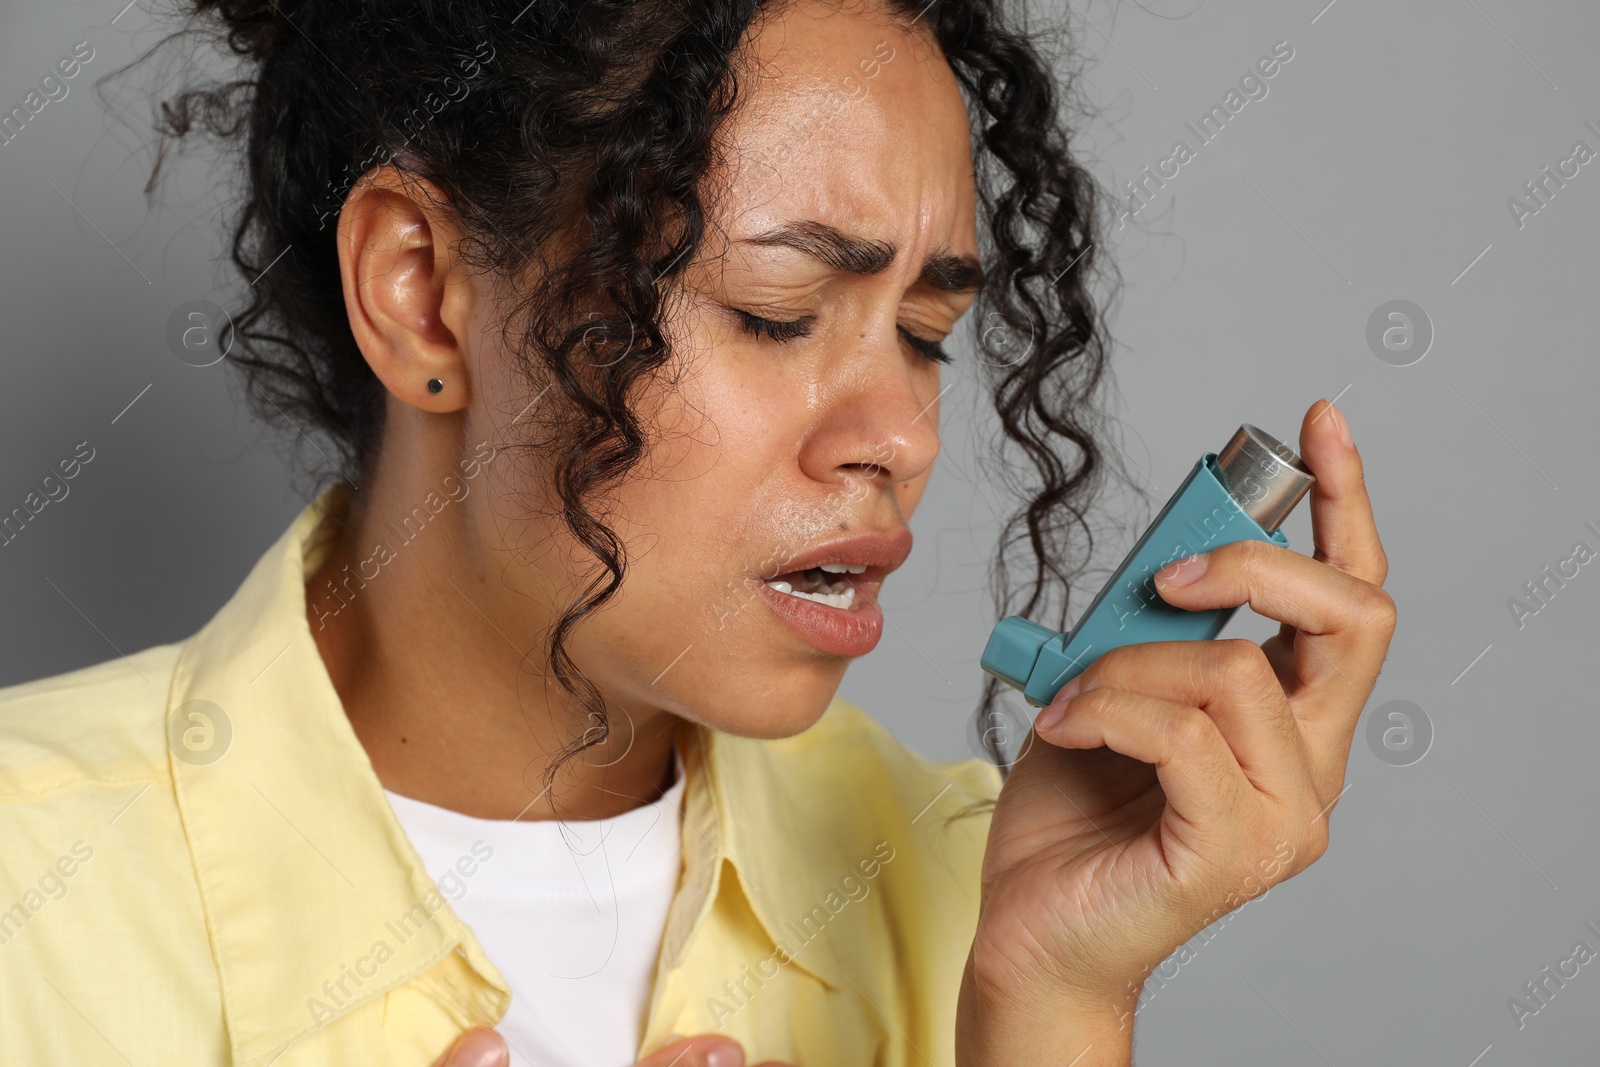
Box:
[0,0,1394,1064]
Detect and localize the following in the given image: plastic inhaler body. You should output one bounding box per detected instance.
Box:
[981,425,1316,708]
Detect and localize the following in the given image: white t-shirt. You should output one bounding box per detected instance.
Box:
[384,763,686,1067]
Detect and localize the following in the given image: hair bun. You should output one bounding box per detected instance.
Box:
[192,0,313,61]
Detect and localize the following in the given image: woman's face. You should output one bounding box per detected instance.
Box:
[490,1,982,740]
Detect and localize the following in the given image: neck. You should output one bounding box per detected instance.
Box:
[305,408,680,821]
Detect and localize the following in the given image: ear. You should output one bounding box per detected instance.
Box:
[336,167,474,412]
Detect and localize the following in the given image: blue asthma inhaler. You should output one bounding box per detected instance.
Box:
[981,424,1317,708]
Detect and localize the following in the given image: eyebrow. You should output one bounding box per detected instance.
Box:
[740,219,985,295]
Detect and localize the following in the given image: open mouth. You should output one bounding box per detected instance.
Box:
[762,562,868,610]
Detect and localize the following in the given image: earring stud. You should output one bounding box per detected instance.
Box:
[427,378,443,394]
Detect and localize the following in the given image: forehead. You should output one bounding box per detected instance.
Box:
[718,0,979,254]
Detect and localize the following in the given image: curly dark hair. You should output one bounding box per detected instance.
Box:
[123,0,1128,780]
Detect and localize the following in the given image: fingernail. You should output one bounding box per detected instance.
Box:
[705,1043,745,1067]
[1036,678,1081,732]
[1155,552,1207,588]
[1332,401,1353,447]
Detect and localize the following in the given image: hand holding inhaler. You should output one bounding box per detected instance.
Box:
[954,400,1397,1067]
[982,423,1317,706]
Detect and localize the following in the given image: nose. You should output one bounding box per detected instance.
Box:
[800,338,944,497]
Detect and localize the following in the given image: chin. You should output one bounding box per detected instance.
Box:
[574,545,898,740]
[665,655,849,740]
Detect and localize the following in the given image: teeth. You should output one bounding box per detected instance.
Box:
[764,581,857,609]
[818,563,868,574]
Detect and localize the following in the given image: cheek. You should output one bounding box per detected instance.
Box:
[895,470,933,517]
[568,463,846,738]
[569,359,726,551]
[559,341,843,735]
[607,359,795,614]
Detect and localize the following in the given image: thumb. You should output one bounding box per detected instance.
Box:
[431,1027,509,1067]
[634,1034,745,1067]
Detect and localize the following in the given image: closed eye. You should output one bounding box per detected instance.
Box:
[733,309,814,343]
[733,309,951,365]
[897,326,951,365]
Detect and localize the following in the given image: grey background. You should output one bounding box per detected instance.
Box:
[3,0,1598,1062]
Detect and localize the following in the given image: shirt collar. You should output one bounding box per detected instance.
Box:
[168,484,873,1064]
[168,484,511,1067]
[675,725,855,993]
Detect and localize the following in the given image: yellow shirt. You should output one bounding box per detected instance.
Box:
[0,484,1000,1066]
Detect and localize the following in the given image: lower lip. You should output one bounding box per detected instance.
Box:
[758,580,885,657]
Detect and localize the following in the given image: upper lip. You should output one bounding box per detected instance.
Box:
[757,527,914,584]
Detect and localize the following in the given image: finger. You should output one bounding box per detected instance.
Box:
[635,1035,746,1067]
[1153,537,1397,692]
[1154,536,1383,639]
[1046,639,1312,801]
[432,1028,508,1067]
[1300,397,1389,587]
[1034,683,1256,847]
